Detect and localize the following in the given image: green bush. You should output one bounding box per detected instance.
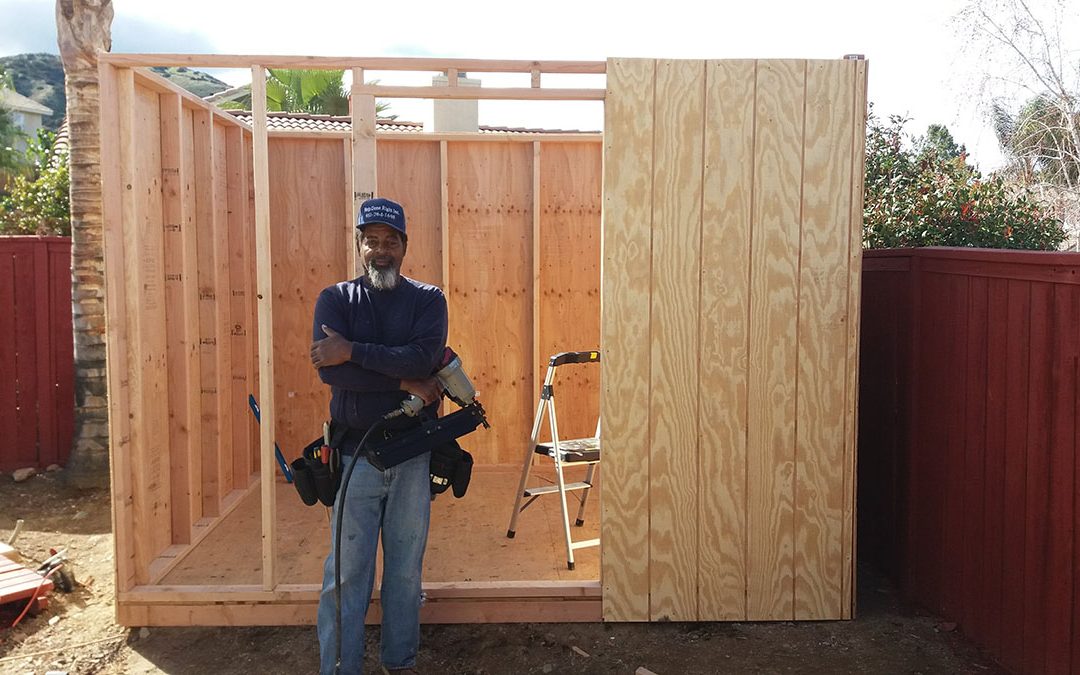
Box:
[863,113,1065,250]
[0,129,69,236]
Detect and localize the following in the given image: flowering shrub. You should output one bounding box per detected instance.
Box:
[0,129,69,236]
[863,114,1065,250]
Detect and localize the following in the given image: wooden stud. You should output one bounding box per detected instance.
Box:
[160,93,201,544]
[193,107,221,517]
[227,125,254,490]
[447,68,459,86]
[600,57,654,622]
[440,140,450,293]
[343,137,355,276]
[532,141,542,430]
[212,122,235,500]
[251,65,277,591]
[351,77,377,277]
[99,61,137,593]
[531,69,541,88]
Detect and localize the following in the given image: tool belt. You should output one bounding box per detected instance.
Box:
[290,416,474,507]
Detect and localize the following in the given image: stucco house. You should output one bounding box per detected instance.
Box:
[1,87,53,151]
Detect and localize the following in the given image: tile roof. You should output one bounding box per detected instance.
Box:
[226,110,596,135]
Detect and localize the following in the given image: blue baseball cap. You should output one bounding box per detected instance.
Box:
[357,197,407,239]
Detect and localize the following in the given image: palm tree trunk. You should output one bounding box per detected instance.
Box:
[56,0,113,488]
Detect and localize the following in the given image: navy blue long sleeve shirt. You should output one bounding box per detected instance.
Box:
[313,275,448,430]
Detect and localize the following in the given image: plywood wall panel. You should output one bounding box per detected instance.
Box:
[697,59,755,621]
[377,140,443,287]
[745,59,805,620]
[793,60,854,620]
[648,59,704,622]
[268,137,347,457]
[537,142,602,443]
[446,142,533,465]
[600,57,655,622]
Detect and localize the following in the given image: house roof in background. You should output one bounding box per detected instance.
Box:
[0,87,53,116]
[226,110,597,135]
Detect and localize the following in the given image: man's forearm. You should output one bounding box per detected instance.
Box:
[317,361,400,392]
[350,342,442,380]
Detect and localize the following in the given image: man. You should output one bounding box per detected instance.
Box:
[309,197,448,675]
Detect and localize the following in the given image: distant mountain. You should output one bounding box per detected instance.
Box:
[148,66,231,98]
[0,53,232,130]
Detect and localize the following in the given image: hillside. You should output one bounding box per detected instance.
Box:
[0,53,232,129]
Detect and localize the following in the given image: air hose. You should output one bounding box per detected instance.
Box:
[334,416,390,675]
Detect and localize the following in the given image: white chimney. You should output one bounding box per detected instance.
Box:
[432,73,480,132]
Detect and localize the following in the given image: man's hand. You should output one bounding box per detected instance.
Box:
[400,377,442,405]
[310,325,353,369]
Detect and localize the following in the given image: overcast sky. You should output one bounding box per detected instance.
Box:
[2,0,1055,170]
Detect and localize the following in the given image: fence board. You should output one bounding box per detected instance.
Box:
[377,140,443,287]
[446,141,533,465]
[537,142,602,443]
[861,248,1080,674]
[13,249,39,466]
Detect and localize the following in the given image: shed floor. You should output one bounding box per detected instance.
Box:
[160,464,600,586]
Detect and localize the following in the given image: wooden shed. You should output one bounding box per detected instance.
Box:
[97,54,867,625]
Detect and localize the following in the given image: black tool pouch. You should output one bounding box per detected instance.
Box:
[292,430,345,508]
[429,439,474,498]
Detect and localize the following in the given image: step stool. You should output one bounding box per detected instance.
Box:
[506,350,600,570]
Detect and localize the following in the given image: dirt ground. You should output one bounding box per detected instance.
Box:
[0,469,1005,675]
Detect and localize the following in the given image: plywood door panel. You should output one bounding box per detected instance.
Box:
[268,138,348,458]
[793,60,854,620]
[445,141,533,465]
[648,59,704,622]
[745,59,805,620]
[537,142,602,444]
[377,140,443,287]
[698,59,755,621]
[600,57,654,622]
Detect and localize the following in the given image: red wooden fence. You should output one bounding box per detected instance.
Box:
[0,236,73,472]
[860,247,1080,675]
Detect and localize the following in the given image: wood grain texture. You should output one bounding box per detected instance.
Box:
[746,59,805,620]
[267,138,347,459]
[698,59,755,621]
[160,93,200,544]
[600,57,654,622]
[193,108,221,518]
[376,140,443,286]
[537,142,602,443]
[445,141,533,465]
[212,121,235,501]
[793,60,854,620]
[841,58,867,617]
[99,62,137,592]
[226,125,255,491]
[131,80,172,578]
[648,58,704,622]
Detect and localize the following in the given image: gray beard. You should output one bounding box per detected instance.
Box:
[366,261,401,291]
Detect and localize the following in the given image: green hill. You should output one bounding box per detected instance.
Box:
[0,53,232,130]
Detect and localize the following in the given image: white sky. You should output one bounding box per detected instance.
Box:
[1,0,1048,170]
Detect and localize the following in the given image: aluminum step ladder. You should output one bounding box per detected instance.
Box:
[506,350,600,570]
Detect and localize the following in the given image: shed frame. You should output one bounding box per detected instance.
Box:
[98,53,867,626]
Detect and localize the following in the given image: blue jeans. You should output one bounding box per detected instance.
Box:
[317,450,431,675]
